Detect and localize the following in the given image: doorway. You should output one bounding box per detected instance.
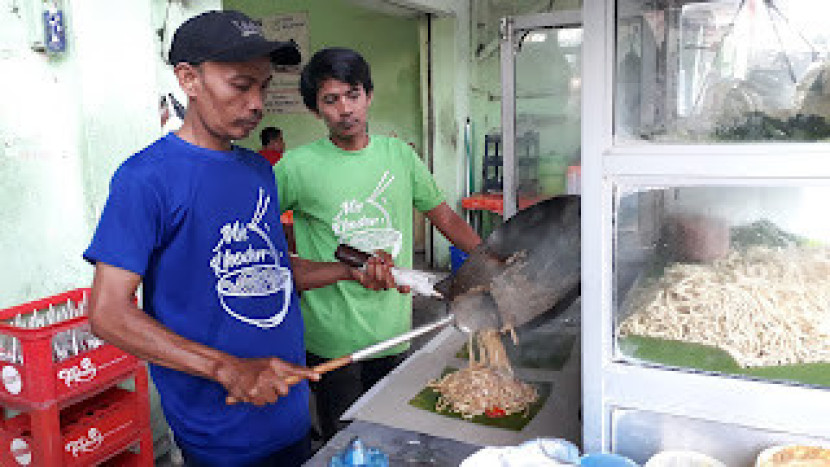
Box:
[500,11,583,218]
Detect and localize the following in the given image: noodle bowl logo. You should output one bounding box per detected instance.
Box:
[57,357,96,387]
[210,189,292,328]
[332,171,402,257]
[65,428,103,457]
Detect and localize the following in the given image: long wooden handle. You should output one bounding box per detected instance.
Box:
[225,355,353,405]
[283,355,352,385]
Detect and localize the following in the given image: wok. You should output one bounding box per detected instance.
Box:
[320,195,580,373]
[252,195,581,394]
[435,194,581,332]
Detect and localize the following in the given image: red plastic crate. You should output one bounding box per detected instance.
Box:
[100,446,150,467]
[0,386,152,466]
[0,289,153,465]
[0,288,141,409]
[461,193,545,215]
[99,446,145,467]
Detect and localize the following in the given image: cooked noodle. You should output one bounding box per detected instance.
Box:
[620,245,830,367]
[428,329,538,419]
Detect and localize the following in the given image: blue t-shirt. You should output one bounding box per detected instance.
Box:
[84,133,309,464]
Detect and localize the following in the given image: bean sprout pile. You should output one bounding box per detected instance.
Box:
[428,330,538,419]
[620,245,830,367]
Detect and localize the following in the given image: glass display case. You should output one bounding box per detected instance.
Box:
[614,183,830,388]
[615,0,830,142]
[581,0,830,461]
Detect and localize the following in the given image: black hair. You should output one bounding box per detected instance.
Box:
[299,47,374,112]
[260,126,282,146]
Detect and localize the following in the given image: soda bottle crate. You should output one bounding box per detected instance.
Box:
[0,288,142,409]
[98,442,153,467]
[0,385,153,466]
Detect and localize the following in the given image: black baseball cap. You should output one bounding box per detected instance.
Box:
[168,10,301,66]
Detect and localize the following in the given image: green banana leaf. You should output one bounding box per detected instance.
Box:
[620,335,830,387]
[408,367,552,431]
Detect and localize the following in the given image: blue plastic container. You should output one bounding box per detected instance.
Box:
[329,437,389,467]
[449,246,469,274]
[580,453,639,467]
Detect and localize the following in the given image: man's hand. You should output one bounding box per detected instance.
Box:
[349,250,411,294]
[214,355,320,406]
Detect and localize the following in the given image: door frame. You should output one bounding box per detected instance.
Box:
[499,10,582,218]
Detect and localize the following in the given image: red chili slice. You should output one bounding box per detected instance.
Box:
[485,407,506,418]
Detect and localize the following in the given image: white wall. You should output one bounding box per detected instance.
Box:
[0,0,219,309]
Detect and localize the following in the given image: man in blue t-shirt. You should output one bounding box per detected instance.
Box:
[84,11,401,467]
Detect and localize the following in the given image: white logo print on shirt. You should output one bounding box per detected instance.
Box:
[332,171,403,257]
[210,189,293,328]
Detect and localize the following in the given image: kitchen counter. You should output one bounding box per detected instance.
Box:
[341,298,582,448]
[304,420,481,466]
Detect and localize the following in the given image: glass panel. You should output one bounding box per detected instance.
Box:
[614,183,830,388]
[612,407,830,465]
[616,0,830,142]
[514,27,582,204]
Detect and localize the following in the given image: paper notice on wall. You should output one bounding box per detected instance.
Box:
[266,89,307,115]
[261,12,310,114]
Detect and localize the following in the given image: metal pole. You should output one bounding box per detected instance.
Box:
[463,117,473,225]
[500,17,518,219]
[426,13,436,268]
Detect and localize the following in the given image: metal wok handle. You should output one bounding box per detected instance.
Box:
[351,314,454,361]
[226,315,455,405]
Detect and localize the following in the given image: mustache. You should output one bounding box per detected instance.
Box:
[337,119,362,127]
[237,111,263,126]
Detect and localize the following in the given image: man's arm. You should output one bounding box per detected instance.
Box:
[283,222,296,254]
[425,202,482,253]
[88,262,320,406]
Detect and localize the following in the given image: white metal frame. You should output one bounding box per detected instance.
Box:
[582,0,830,454]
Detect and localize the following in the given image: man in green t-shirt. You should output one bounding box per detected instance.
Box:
[275,47,481,441]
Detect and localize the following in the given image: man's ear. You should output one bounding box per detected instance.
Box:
[174,63,200,99]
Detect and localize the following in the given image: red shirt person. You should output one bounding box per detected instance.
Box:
[259,126,284,165]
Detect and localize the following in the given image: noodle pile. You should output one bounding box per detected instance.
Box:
[427,330,538,419]
[620,245,830,367]
[763,446,830,466]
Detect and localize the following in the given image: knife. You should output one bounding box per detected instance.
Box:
[334,244,444,298]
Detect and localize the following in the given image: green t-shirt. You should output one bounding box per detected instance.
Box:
[275,136,444,358]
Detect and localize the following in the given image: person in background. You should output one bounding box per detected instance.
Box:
[84,13,403,467]
[275,47,482,441]
[259,126,285,165]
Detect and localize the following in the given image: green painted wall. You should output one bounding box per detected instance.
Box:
[223,0,424,155]
[427,10,472,264]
